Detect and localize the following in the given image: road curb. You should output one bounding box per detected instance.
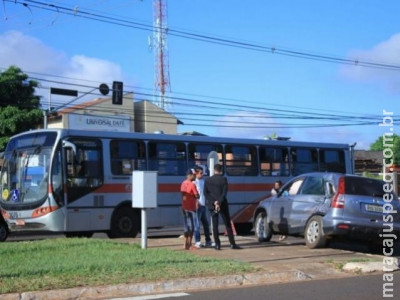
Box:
[0,270,310,300]
[343,257,400,274]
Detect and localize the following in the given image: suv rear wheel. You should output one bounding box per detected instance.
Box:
[305,215,327,249]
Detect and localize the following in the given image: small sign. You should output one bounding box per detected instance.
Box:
[11,190,19,202]
[50,88,78,97]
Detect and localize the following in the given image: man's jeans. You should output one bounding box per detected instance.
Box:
[194,205,212,243]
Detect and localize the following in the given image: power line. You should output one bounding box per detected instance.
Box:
[27,74,377,121]
[28,76,391,124]
[3,68,397,129]
[11,67,373,118]
[5,0,400,71]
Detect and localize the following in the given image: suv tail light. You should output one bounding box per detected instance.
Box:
[332,176,345,209]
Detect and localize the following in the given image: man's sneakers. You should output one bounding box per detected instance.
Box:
[193,241,241,249]
[195,241,214,248]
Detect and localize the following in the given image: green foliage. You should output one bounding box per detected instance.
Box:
[370,134,400,165]
[0,66,43,151]
[0,238,253,294]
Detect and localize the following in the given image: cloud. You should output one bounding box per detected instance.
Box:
[0,30,124,104]
[0,30,66,73]
[65,55,123,84]
[340,33,400,93]
[215,111,293,139]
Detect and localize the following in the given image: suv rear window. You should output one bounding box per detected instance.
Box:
[344,176,384,196]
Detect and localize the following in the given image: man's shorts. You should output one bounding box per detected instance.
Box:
[182,209,196,234]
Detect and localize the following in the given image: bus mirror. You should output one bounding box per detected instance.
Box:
[62,141,77,156]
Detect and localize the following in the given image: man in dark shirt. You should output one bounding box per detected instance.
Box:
[204,164,241,250]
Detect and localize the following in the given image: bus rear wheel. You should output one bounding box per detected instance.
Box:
[108,207,140,239]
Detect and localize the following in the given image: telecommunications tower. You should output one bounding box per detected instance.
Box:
[153,0,170,110]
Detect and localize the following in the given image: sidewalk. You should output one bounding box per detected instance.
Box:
[1,235,397,300]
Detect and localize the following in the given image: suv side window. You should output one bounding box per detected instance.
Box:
[281,178,304,196]
[301,176,324,195]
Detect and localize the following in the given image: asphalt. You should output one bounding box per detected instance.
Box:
[1,234,399,300]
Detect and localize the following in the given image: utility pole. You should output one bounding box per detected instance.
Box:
[153,0,170,110]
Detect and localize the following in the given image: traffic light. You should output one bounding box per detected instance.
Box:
[112,81,123,105]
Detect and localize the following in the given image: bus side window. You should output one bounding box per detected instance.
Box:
[259,147,289,176]
[148,142,186,176]
[291,148,318,176]
[225,145,258,176]
[320,150,345,173]
[188,143,223,175]
[110,140,146,175]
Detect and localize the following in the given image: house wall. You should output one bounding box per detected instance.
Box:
[48,95,178,134]
[49,94,135,132]
[134,100,177,134]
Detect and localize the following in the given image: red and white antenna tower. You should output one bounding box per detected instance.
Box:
[153,0,170,110]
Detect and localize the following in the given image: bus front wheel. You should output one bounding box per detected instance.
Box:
[0,220,9,242]
[108,207,140,239]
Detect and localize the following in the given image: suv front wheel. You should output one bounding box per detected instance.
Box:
[254,211,272,242]
[305,215,327,249]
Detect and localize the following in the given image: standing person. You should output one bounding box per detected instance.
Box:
[271,180,286,241]
[204,164,241,250]
[180,168,199,250]
[193,166,212,248]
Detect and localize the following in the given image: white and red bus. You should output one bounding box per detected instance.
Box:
[0,129,353,240]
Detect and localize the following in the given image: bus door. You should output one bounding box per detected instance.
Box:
[62,138,103,231]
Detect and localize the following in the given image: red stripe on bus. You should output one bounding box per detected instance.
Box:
[158,184,181,192]
[91,183,273,194]
[95,184,131,193]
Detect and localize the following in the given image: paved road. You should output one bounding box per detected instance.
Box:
[106,272,399,300]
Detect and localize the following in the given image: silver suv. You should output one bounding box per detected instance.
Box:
[253,172,400,249]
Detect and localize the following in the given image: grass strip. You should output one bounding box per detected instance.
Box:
[0,238,253,294]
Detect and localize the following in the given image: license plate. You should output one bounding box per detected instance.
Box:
[15,219,26,226]
[365,204,383,213]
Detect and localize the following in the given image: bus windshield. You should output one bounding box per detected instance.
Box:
[0,132,57,206]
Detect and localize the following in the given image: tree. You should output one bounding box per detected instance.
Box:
[0,66,43,151]
[370,134,400,166]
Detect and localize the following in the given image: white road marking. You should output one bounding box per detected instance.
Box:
[108,292,190,300]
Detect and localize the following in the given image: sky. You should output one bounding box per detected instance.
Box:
[0,0,399,149]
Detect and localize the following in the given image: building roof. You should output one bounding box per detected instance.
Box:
[56,97,110,114]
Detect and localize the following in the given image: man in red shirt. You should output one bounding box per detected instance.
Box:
[181,168,199,250]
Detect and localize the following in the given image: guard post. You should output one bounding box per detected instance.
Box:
[132,171,158,249]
